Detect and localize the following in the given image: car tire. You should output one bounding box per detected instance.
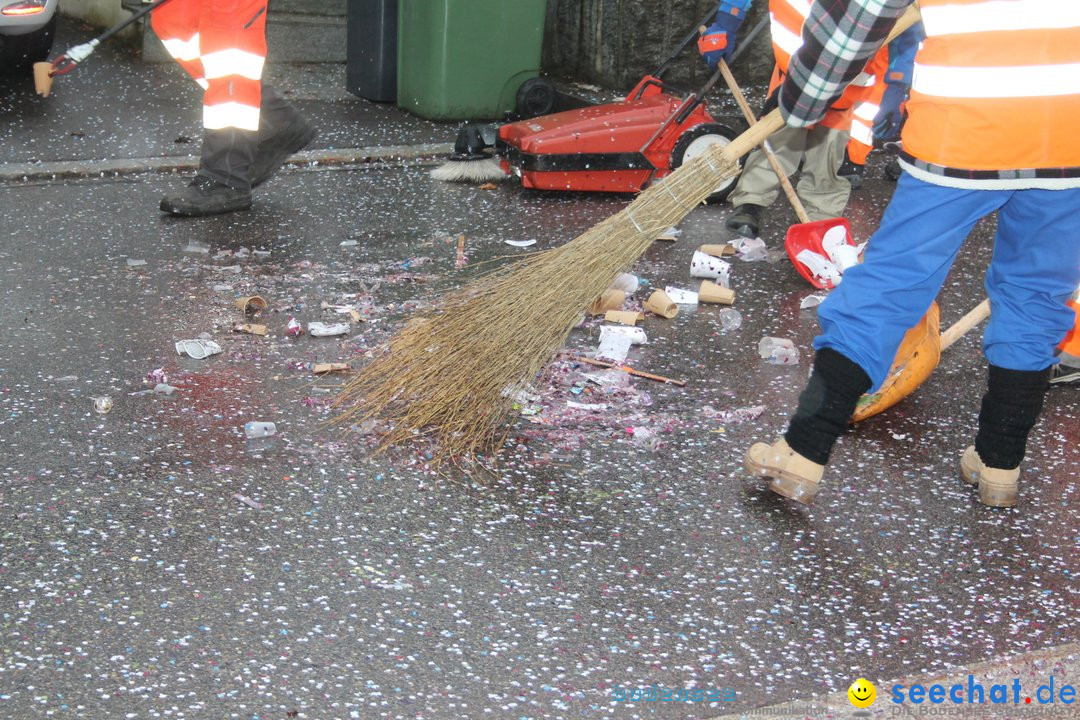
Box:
[670,122,743,203]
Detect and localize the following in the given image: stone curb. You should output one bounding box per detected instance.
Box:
[0,143,453,184]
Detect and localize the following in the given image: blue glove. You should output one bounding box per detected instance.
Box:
[698,1,751,69]
[872,82,908,142]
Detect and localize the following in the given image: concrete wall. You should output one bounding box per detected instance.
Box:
[543,0,774,92]
[58,0,141,40]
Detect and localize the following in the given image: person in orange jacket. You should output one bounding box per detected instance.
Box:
[744,0,1080,508]
[151,0,315,216]
[1052,289,1080,385]
[713,0,887,237]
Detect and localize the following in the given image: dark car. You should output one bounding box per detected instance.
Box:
[1,0,58,69]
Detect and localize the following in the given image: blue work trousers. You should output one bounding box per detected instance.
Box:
[816,173,1080,389]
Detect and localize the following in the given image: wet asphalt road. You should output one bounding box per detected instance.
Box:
[0,15,1077,720]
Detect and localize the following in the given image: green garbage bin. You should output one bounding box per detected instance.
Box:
[397,0,547,121]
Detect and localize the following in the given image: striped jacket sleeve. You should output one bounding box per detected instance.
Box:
[779,0,913,127]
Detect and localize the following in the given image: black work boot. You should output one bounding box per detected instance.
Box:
[838,151,865,189]
[250,114,317,187]
[961,365,1052,506]
[725,204,763,238]
[160,175,252,217]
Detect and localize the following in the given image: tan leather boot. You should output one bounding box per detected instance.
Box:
[745,439,825,504]
[959,446,1019,507]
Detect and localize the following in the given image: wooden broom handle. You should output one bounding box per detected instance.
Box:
[719,59,811,224]
[940,299,991,351]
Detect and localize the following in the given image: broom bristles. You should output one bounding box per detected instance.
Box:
[429,157,507,183]
[335,143,743,462]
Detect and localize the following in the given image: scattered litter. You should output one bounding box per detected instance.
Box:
[599,325,647,345]
[505,239,537,248]
[252,249,271,258]
[584,369,631,388]
[588,288,626,316]
[732,236,768,262]
[146,368,167,384]
[610,272,640,294]
[285,317,304,336]
[175,339,223,359]
[604,310,643,326]
[690,250,731,283]
[629,426,660,450]
[699,243,735,258]
[718,308,743,331]
[125,258,147,267]
[154,383,178,395]
[219,265,243,275]
[455,234,467,268]
[478,182,498,190]
[566,401,609,411]
[795,249,842,287]
[892,433,909,440]
[311,363,351,374]
[822,225,863,271]
[704,404,765,424]
[233,493,264,510]
[664,286,699,305]
[233,323,268,336]
[595,332,633,363]
[656,227,681,242]
[212,284,234,292]
[699,280,735,305]
[758,337,800,365]
[800,292,828,310]
[308,322,349,337]
[576,356,686,386]
[644,289,678,318]
[340,239,359,247]
[182,241,210,254]
[93,396,113,414]
[243,421,277,439]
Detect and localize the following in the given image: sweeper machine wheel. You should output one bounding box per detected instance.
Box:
[670,122,742,202]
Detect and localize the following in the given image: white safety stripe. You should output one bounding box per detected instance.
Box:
[913,62,1080,99]
[850,72,875,87]
[778,0,811,19]
[921,0,1080,38]
[196,78,209,90]
[899,158,1080,191]
[769,13,803,56]
[161,34,200,62]
[203,102,261,132]
[201,48,265,81]
[849,119,873,146]
[854,102,880,121]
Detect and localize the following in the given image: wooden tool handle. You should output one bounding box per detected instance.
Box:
[719,59,811,224]
[940,299,991,351]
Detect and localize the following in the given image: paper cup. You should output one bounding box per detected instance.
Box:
[33,63,53,97]
[233,323,268,336]
[699,243,735,258]
[604,310,643,326]
[235,295,268,314]
[588,288,626,316]
[610,272,640,294]
[644,289,678,319]
[690,250,731,281]
[600,325,647,345]
[699,280,736,305]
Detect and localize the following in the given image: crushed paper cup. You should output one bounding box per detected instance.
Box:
[311,362,351,374]
[822,226,863,272]
[610,272,640,294]
[599,325,647,346]
[656,227,681,242]
[644,289,678,319]
[604,310,643,326]
[795,249,843,287]
[33,62,53,97]
[233,323,267,336]
[699,280,736,305]
[800,291,828,310]
[588,288,626,316]
[175,339,223,360]
[664,286,699,305]
[699,243,736,258]
[690,250,731,283]
[234,295,268,314]
[596,332,633,363]
[308,322,349,337]
[732,236,768,262]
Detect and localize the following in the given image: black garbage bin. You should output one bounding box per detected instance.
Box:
[346,0,398,102]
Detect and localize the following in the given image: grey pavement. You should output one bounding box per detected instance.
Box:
[0,15,1077,720]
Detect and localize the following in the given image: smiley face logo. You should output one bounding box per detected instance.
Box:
[847,678,876,708]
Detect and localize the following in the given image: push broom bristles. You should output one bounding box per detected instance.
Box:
[335,112,783,463]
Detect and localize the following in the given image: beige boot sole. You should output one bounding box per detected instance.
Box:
[744,442,821,505]
[959,446,1018,507]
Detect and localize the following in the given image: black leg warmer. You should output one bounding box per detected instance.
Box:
[975,365,1052,470]
[784,348,873,465]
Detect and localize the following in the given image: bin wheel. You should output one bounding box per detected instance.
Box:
[670,123,743,203]
[515,76,558,119]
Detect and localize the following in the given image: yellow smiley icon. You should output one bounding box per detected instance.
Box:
[848,678,876,709]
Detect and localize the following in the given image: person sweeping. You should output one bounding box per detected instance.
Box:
[151,0,315,216]
[744,0,1080,507]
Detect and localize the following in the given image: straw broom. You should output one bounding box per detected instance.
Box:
[335,7,920,462]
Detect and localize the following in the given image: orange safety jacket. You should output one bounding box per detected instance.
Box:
[152,0,269,133]
[768,0,885,132]
[847,54,890,165]
[1061,289,1080,357]
[901,0,1080,189]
